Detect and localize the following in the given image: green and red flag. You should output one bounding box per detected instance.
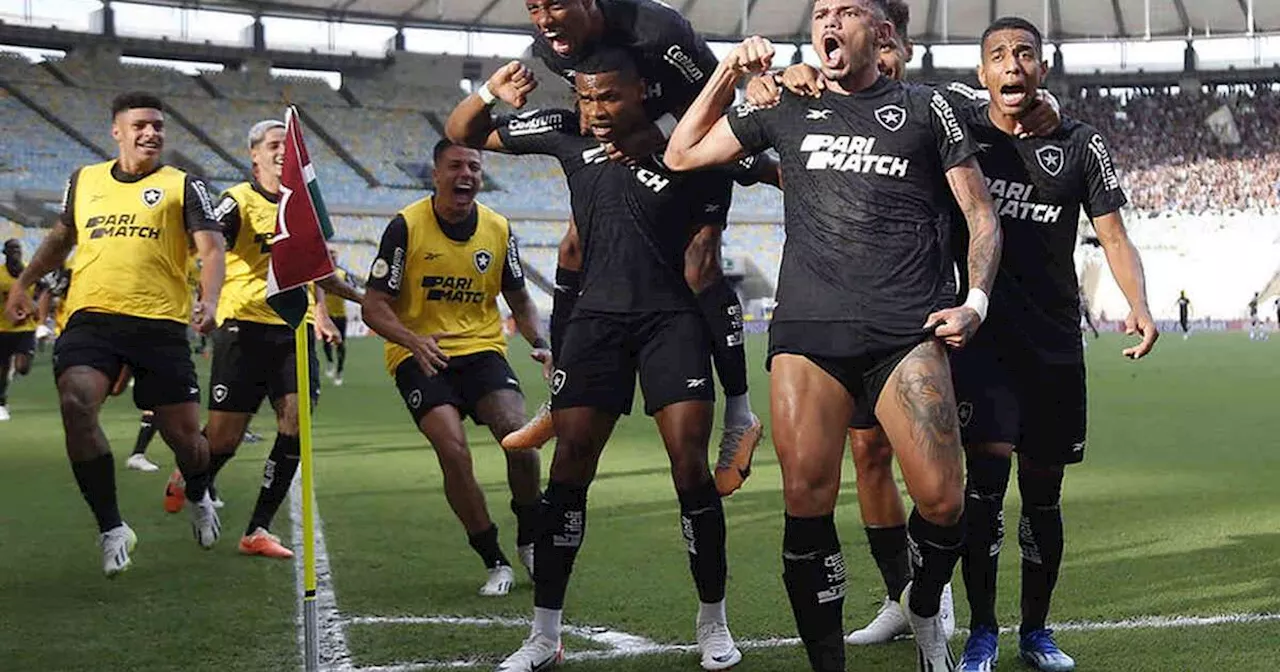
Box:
[266,105,335,328]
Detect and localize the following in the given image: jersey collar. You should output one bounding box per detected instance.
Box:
[110,161,164,183]
[430,197,479,242]
[251,180,282,204]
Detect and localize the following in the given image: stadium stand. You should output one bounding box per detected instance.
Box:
[2,46,1277,324]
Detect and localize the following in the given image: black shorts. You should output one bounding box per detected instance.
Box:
[769,321,924,427]
[0,331,36,359]
[949,333,1087,465]
[552,310,714,416]
[209,319,320,413]
[53,311,200,409]
[395,350,522,426]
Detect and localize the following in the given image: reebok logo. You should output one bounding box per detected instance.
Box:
[686,378,707,389]
[806,108,832,121]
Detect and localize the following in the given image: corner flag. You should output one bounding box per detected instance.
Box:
[266,105,335,327]
[264,105,332,672]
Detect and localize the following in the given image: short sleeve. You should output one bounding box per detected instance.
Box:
[501,230,526,292]
[368,215,409,296]
[1080,130,1129,218]
[495,108,577,158]
[928,89,981,170]
[724,99,778,156]
[59,169,80,229]
[182,175,222,233]
[213,192,241,248]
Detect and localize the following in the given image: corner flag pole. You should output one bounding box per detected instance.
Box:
[296,322,320,671]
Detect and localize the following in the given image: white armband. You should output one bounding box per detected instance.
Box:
[477,82,497,106]
[654,113,678,139]
[964,288,990,323]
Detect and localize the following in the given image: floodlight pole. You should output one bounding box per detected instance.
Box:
[941,0,949,43]
[740,0,748,36]
[1144,0,1151,40]
[1247,0,1255,36]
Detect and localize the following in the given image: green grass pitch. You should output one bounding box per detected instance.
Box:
[2,332,1278,670]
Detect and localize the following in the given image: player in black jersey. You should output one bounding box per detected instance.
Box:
[666,1,1004,668]
[1177,290,1191,338]
[501,0,763,496]
[936,18,1158,672]
[449,48,747,672]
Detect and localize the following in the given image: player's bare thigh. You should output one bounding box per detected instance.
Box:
[874,339,964,524]
[684,224,723,293]
[770,354,856,517]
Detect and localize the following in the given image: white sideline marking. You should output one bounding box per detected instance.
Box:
[289,479,355,671]
[347,611,1280,671]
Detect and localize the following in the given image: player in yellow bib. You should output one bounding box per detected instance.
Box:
[0,239,37,421]
[160,119,361,559]
[4,92,227,576]
[362,139,548,597]
[321,248,362,386]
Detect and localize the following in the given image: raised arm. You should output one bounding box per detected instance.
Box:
[1094,210,1157,359]
[446,61,538,152]
[665,36,775,171]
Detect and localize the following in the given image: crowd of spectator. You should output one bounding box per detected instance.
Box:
[1064,87,1280,214]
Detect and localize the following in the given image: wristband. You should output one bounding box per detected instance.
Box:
[532,337,550,350]
[477,82,497,106]
[964,288,990,323]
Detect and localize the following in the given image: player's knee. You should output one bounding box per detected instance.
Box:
[1017,459,1064,509]
[912,481,964,526]
[432,440,475,475]
[781,467,841,516]
[668,452,711,492]
[13,356,32,376]
[850,430,893,476]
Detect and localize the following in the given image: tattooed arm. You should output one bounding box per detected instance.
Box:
[924,158,1002,348]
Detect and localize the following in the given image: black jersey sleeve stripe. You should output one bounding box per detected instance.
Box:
[214,192,241,248]
[183,175,222,233]
[501,230,526,292]
[59,168,81,229]
[368,214,409,297]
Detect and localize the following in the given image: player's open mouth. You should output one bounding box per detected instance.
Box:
[1000,83,1029,107]
[138,142,161,153]
[544,30,571,55]
[822,34,845,69]
[453,183,476,197]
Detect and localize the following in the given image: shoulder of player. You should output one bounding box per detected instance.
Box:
[474,201,511,231]
[601,0,677,45]
[1060,117,1106,147]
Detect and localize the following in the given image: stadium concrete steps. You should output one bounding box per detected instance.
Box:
[295,106,380,188]
[164,101,251,181]
[0,80,110,161]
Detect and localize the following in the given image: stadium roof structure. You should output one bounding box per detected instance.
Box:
[135,0,1277,42]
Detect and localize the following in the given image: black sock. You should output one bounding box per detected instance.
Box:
[245,433,300,535]
[1018,468,1065,635]
[511,497,541,547]
[0,361,10,405]
[468,524,510,569]
[207,451,235,488]
[962,454,1011,630]
[782,514,845,672]
[322,341,333,363]
[550,267,580,363]
[865,525,911,601]
[336,342,346,375]
[907,509,965,618]
[132,413,157,456]
[695,278,748,397]
[533,480,588,610]
[678,479,727,604]
[71,453,123,533]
